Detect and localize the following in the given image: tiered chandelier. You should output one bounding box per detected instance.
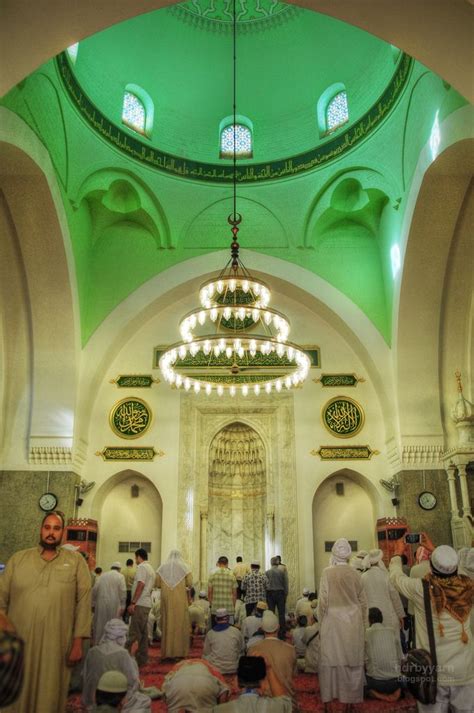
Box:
[159,1,310,397]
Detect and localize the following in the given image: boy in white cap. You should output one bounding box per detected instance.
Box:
[203,608,244,673]
[390,534,474,712]
[93,670,128,711]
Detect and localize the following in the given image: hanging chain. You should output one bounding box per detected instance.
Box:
[229,0,241,271]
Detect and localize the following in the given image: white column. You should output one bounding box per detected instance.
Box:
[457,462,472,517]
[200,509,208,586]
[265,508,275,567]
[446,463,459,518]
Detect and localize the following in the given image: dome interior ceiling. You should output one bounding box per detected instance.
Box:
[1,0,466,347]
[73,1,397,163]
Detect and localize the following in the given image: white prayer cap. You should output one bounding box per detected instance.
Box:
[356,549,369,559]
[431,545,458,575]
[302,587,310,595]
[199,590,207,597]
[458,548,474,577]
[369,549,383,564]
[62,543,79,551]
[97,670,128,693]
[261,610,279,633]
[215,608,229,619]
[352,557,366,572]
[331,538,352,563]
[111,561,122,569]
[251,561,260,567]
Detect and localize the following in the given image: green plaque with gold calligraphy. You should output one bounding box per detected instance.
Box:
[109,398,152,439]
[110,375,159,388]
[322,396,364,438]
[96,446,163,461]
[312,445,379,460]
[314,374,365,387]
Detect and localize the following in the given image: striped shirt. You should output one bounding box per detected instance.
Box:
[365,623,401,680]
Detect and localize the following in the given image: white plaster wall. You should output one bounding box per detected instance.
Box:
[312,473,376,586]
[95,474,162,570]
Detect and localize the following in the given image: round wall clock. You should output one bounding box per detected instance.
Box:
[322,396,365,438]
[110,397,152,439]
[418,491,437,511]
[39,492,58,511]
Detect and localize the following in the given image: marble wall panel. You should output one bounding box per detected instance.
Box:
[0,470,78,561]
[396,469,452,546]
[177,392,300,606]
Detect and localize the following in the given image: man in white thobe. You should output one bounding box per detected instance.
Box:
[82,618,146,710]
[92,562,127,644]
[318,538,367,712]
[361,549,404,656]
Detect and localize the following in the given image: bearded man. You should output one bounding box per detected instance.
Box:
[0,511,92,713]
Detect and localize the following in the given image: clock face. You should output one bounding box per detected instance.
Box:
[39,492,58,512]
[418,491,437,511]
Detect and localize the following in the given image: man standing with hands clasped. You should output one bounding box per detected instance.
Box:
[0,511,92,713]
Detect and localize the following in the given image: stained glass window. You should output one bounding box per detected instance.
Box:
[220,124,252,158]
[122,91,146,134]
[326,91,349,132]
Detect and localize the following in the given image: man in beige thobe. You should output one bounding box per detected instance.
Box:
[0,511,92,713]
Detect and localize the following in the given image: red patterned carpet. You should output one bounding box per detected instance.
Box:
[67,638,416,713]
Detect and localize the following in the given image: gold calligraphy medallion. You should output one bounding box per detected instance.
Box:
[109,397,152,439]
[322,396,364,438]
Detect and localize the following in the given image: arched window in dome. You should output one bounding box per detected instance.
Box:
[326,91,349,132]
[121,85,154,138]
[317,83,349,137]
[66,43,79,64]
[220,122,253,159]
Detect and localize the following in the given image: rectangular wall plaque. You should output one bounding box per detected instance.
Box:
[110,375,159,388]
[96,447,163,461]
[314,373,365,387]
[311,445,379,460]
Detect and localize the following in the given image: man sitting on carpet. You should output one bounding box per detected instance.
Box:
[162,658,230,712]
[82,618,152,711]
[203,608,244,674]
[242,600,267,651]
[248,611,296,698]
[211,655,292,712]
[364,607,401,701]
